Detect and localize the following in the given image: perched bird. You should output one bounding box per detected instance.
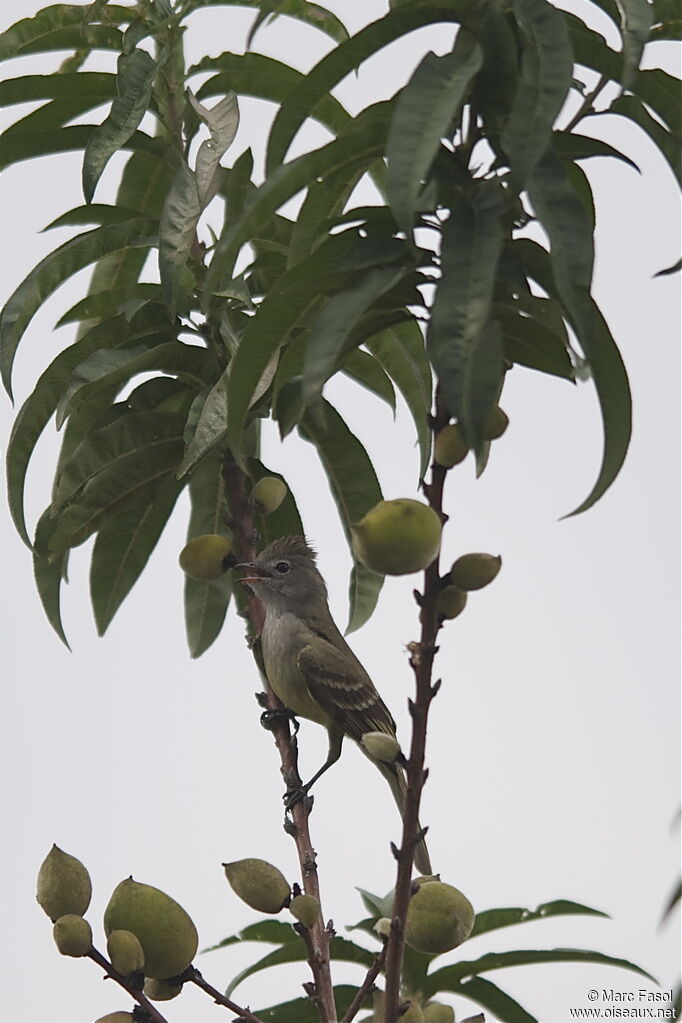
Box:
[239,534,432,874]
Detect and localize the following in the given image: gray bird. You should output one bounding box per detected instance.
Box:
[240,534,432,874]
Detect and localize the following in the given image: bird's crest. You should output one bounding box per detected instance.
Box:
[260,534,317,562]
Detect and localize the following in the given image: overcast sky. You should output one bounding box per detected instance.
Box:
[1,2,680,1022]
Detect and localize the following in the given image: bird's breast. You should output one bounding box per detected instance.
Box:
[260,612,329,726]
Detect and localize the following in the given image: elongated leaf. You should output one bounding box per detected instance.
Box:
[366,320,432,479]
[33,510,70,649]
[227,934,374,997]
[7,306,174,546]
[387,37,482,236]
[562,12,621,80]
[0,72,115,107]
[299,400,384,632]
[90,476,182,634]
[528,150,631,513]
[552,129,640,172]
[83,49,158,202]
[456,976,539,1023]
[265,0,479,173]
[605,95,681,184]
[0,125,159,174]
[186,90,240,207]
[57,284,162,326]
[178,371,228,478]
[0,217,158,397]
[185,0,349,44]
[469,0,519,136]
[426,948,656,996]
[302,263,411,405]
[256,986,371,1023]
[654,257,682,277]
[158,162,203,318]
[207,99,394,293]
[471,900,609,939]
[52,409,186,514]
[57,341,212,425]
[426,180,505,449]
[226,231,357,459]
[501,0,573,189]
[341,349,396,412]
[0,5,129,60]
[288,166,364,268]
[616,0,653,89]
[498,306,575,380]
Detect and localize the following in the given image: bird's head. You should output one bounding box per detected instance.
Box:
[238,535,328,613]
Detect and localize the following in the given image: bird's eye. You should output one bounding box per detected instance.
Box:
[274,561,290,575]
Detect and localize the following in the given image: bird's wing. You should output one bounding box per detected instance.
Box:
[297,621,396,744]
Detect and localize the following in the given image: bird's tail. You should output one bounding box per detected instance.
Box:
[377,760,432,876]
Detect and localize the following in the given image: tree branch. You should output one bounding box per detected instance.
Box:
[341,944,386,1023]
[382,390,450,1021]
[222,452,337,1023]
[563,73,609,133]
[86,948,170,1023]
[183,966,265,1021]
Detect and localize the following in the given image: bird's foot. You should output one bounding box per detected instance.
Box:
[283,783,313,811]
[260,707,299,734]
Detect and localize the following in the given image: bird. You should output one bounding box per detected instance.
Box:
[239,534,432,874]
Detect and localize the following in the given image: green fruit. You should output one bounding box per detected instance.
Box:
[351,499,442,576]
[404,881,475,955]
[423,1003,455,1023]
[143,977,183,1001]
[450,553,501,591]
[482,405,509,440]
[103,878,198,980]
[289,894,320,929]
[53,914,92,957]
[436,585,467,620]
[224,858,290,914]
[94,1015,134,1023]
[434,424,468,467]
[361,731,401,763]
[37,845,92,922]
[252,476,288,515]
[400,998,425,1023]
[179,534,234,581]
[107,929,145,975]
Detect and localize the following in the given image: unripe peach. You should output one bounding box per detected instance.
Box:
[482,405,509,440]
[251,476,288,514]
[104,878,198,980]
[450,553,501,591]
[405,881,475,955]
[37,845,92,922]
[224,858,290,914]
[289,894,320,929]
[436,585,467,620]
[434,424,468,467]
[351,499,442,576]
[53,914,92,957]
[179,534,234,581]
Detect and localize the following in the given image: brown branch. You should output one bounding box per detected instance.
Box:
[382,391,450,1021]
[86,948,170,1023]
[183,966,265,1021]
[222,452,337,1023]
[341,944,387,1023]
[564,73,609,133]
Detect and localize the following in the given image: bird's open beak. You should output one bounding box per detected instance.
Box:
[236,562,270,584]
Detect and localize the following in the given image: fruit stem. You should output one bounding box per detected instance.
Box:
[382,388,450,1022]
[86,948,170,1023]
[222,451,338,1023]
[183,966,266,1020]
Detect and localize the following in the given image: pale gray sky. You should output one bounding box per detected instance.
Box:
[1,2,679,1021]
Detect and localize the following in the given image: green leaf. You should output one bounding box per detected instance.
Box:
[298,400,384,632]
[83,49,158,202]
[207,99,394,293]
[552,130,640,173]
[341,349,396,412]
[386,37,482,236]
[255,986,371,1023]
[302,262,411,405]
[56,341,212,425]
[425,948,656,997]
[178,371,228,478]
[616,0,653,89]
[0,124,159,174]
[0,217,158,398]
[158,162,204,318]
[501,0,573,189]
[183,455,233,658]
[0,72,116,107]
[605,95,681,184]
[33,510,70,649]
[0,5,129,60]
[90,476,182,634]
[365,320,433,480]
[57,284,162,326]
[6,306,174,547]
[185,0,349,44]
[455,976,539,1023]
[562,12,620,81]
[654,256,682,277]
[287,167,364,268]
[225,231,357,459]
[265,0,479,174]
[497,304,575,381]
[471,900,609,939]
[186,90,240,207]
[426,180,505,450]
[227,934,373,997]
[528,150,632,514]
